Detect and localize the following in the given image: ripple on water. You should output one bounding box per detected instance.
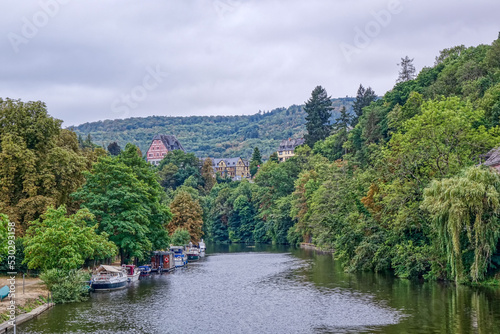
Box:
[18,252,403,334]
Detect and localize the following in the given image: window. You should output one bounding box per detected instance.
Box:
[149,154,153,157]
[162,153,166,156]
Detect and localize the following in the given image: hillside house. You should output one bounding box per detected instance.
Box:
[146,134,185,165]
[277,138,305,162]
[211,157,250,180]
[482,147,500,172]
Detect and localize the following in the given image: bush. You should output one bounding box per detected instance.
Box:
[40,269,91,304]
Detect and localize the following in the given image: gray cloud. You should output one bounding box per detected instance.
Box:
[0,0,498,126]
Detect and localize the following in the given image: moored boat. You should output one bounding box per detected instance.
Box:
[91,265,128,291]
[122,264,140,282]
[138,265,152,277]
[170,246,188,267]
[186,245,200,261]
[151,251,175,272]
[199,239,206,253]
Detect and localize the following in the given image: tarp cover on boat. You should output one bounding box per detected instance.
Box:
[96,265,123,273]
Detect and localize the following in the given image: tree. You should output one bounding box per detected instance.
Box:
[352,84,376,125]
[169,191,204,242]
[397,56,416,83]
[23,206,117,271]
[0,214,7,262]
[269,152,279,163]
[72,157,153,263]
[117,144,172,251]
[0,99,89,233]
[201,158,216,193]
[250,147,263,177]
[422,167,500,282]
[304,86,333,148]
[170,228,191,245]
[107,142,122,156]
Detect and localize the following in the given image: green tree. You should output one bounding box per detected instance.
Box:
[72,157,153,263]
[269,152,279,163]
[170,228,191,245]
[23,206,117,271]
[250,147,263,177]
[117,144,172,250]
[422,166,500,282]
[0,214,7,262]
[107,142,121,156]
[304,86,333,148]
[352,85,376,125]
[158,150,201,190]
[169,191,204,242]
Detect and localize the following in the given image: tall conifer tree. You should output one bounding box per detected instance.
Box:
[304,86,333,148]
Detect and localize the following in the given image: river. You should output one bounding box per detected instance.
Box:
[15,244,500,334]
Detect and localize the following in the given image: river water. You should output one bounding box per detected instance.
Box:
[16,244,500,334]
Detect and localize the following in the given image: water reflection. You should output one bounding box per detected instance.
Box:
[15,243,500,334]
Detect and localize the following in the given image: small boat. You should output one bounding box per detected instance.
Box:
[170,246,188,267]
[139,265,152,277]
[91,265,128,291]
[122,264,140,282]
[199,239,206,253]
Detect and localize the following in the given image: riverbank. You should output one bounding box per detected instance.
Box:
[0,276,50,331]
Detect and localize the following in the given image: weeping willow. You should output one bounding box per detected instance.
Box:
[422,166,500,282]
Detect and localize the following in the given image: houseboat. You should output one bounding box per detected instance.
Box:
[151,251,175,272]
[91,265,128,291]
[170,246,188,267]
[122,264,140,282]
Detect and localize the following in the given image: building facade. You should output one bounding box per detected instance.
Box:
[146,134,185,165]
[212,157,250,180]
[277,138,305,162]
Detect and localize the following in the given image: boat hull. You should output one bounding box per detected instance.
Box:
[91,280,127,291]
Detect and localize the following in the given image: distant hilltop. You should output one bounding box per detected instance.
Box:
[71,98,354,159]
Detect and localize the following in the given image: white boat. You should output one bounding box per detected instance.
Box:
[122,264,141,282]
[170,246,188,267]
[91,265,128,291]
[199,239,206,253]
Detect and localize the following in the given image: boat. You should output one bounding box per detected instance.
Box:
[138,265,152,277]
[122,264,140,282]
[151,251,175,272]
[199,239,206,253]
[91,265,128,291]
[186,245,200,261]
[170,246,188,267]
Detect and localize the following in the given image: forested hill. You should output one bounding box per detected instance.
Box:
[71,98,354,159]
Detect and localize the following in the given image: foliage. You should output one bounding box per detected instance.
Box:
[352,84,376,126]
[169,191,204,242]
[107,141,121,156]
[422,166,500,282]
[23,206,117,271]
[72,155,155,263]
[201,157,216,194]
[304,86,334,148]
[170,228,192,246]
[40,269,91,304]
[0,98,92,234]
[250,147,263,177]
[0,214,7,262]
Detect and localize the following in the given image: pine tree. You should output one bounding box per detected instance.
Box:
[397,56,416,83]
[303,86,333,148]
[352,84,376,126]
[334,106,351,132]
[250,147,263,177]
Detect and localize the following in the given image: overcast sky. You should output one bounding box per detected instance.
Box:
[1,0,499,126]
